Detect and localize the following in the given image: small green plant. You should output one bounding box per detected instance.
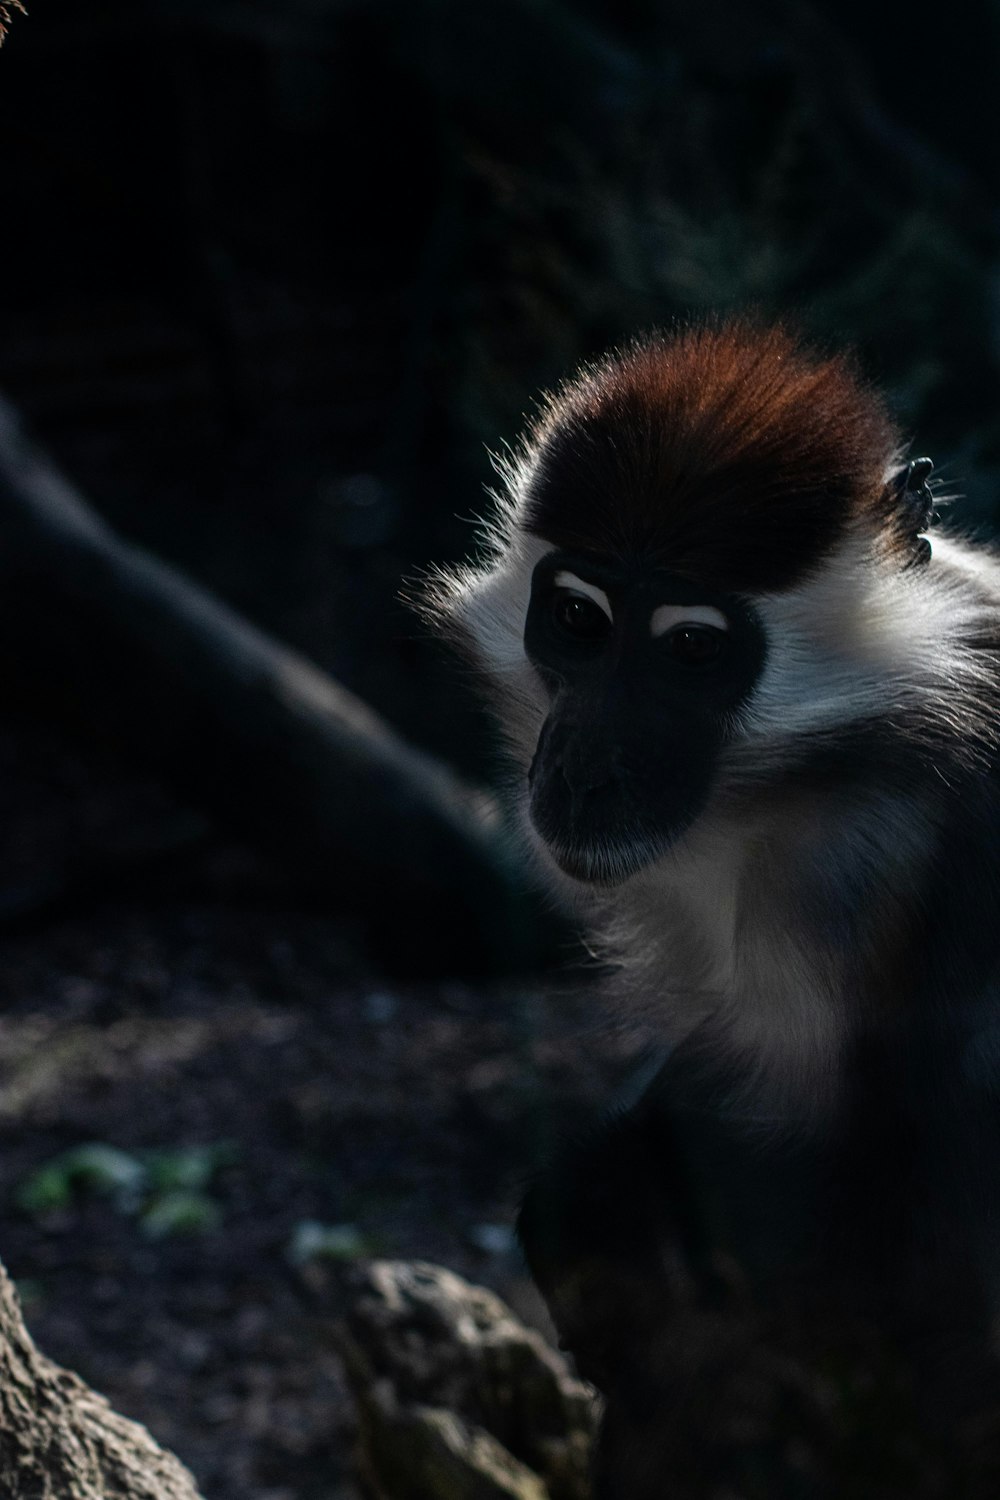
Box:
[16,1144,145,1215]
[286,1219,370,1266]
[140,1190,223,1239]
[16,1140,236,1238]
[144,1143,237,1194]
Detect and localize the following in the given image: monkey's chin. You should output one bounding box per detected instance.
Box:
[541,839,650,888]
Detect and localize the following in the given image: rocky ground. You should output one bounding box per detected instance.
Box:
[0,721,641,1499]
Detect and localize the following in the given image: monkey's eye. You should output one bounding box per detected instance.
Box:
[662,624,727,665]
[650,603,729,667]
[551,591,614,643]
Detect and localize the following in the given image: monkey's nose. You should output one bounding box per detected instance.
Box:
[560,761,616,795]
[558,760,619,819]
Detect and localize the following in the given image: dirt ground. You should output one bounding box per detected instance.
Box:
[0,722,641,1499]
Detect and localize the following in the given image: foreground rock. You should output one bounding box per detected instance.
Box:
[0,1262,203,1500]
[335,1260,596,1500]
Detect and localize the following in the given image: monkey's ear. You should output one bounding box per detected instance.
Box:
[886,456,937,568]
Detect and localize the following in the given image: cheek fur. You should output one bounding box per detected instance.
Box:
[452,533,555,675]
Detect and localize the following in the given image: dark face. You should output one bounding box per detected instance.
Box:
[523,551,767,883]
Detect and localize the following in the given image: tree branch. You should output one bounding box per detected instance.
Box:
[0,396,539,973]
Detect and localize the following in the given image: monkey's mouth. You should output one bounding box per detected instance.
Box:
[526,726,677,884]
[527,763,705,885]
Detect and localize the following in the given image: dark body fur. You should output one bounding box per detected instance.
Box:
[425,323,1000,1495]
[519,750,1000,1495]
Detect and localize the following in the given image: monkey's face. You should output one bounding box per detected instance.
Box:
[425,324,909,887]
[522,551,767,884]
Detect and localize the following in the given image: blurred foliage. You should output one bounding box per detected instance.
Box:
[16,1141,235,1237]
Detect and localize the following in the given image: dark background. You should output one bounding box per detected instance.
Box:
[1,3,1000,1495]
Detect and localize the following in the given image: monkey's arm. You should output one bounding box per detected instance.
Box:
[518,1105,689,1395]
[518,1045,825,1388]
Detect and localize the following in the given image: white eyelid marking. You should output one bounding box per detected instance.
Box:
[553,570,613,621]
[650,604,730,638]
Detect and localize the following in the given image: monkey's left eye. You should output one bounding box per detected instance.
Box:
[551,591,614,643]
[663,624,727,665]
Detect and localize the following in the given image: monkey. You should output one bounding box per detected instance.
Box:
[421,322,1000,1496]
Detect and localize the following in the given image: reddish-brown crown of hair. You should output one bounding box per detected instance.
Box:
[519,322,901,594]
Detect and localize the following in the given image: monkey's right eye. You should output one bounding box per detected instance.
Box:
[551,591,614,643]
